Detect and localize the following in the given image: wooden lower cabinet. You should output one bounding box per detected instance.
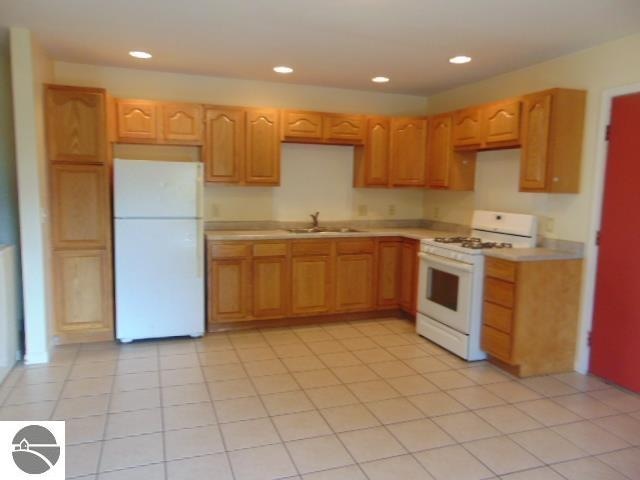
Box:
[481,256,582,376]
[335,254,374,312]
[253,256,288,318]
[377,240,402,307]
[208,257,251,322]
[399,239,419,314]
[53,249,113,342]
[291,255,332,315]
[207,236,418,329]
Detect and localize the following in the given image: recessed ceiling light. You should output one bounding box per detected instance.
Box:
[449,55,472,64]
[273,66,294,74]
[371,76,390,83]
[129,51,152,59]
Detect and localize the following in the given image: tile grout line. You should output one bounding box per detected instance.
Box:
[197,339,238,480]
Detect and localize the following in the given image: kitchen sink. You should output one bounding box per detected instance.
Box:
[285,227,363,234]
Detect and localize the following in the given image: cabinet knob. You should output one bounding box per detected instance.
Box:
[553,177,560,183]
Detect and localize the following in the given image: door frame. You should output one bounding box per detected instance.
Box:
[577,81,640,373]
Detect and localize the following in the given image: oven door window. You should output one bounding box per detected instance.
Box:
[428,267,459,311]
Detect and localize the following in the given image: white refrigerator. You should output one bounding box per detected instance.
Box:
[114,159,204,342]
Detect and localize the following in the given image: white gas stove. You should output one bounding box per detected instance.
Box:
[416,210,538,360]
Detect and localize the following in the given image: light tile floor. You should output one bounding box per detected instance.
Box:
[1,317,639,480]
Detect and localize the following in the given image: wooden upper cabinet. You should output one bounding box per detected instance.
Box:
[116,99,157,142]
[45,85,107,164]
[389,117,428,186]
[160,103,203,144]
[427,114,453,188]
[520,89,585,193]
[282,110,365,145]
[452,108,483,148]
[521,93,552,191]
[50,164,110,249]
[354,116,390,187]
[282,111,323,141]
[323,114,365,144]
[483,99,521,147]
[53,249,113,335]
[203,108,245,183]
[245,108,281,185]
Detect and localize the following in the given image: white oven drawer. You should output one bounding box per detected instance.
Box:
[416,313,486,361]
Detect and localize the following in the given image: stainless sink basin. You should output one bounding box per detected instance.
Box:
[285,227,363,234]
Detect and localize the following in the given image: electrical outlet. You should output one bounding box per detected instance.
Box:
[357,205,368,217]
[387,204,396,216]
[546,217,555,233]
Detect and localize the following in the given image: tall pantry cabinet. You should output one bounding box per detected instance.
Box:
[45,85,114,343]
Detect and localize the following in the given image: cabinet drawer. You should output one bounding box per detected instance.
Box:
[253,242,288,257]
[336,239,375,254]
[486,257,517,282]
[481,325,512,362]
[208,242,250,259]
[483,301,513,334]
[485,277,515,308]
[292,240,332,256]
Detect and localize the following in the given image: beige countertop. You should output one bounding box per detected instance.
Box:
[205,227,454,241]
[205,229,584,261]
[484,247,583,262]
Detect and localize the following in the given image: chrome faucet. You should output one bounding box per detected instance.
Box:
[310,211,320,228]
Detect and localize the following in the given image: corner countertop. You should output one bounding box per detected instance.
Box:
[484,247,584,262]
[205,227,455,241]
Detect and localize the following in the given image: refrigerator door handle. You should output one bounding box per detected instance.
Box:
[197,220,204,278]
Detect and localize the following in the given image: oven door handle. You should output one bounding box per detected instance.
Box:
[418,252,474,273]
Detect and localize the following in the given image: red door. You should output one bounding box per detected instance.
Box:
[590,92,640,392]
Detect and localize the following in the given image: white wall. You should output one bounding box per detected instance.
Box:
[113,142,425,222]
[424,32,640,243]
[10,28,53,364]
[56,61,428,222]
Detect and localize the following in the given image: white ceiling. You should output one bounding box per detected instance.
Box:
[2,0,640,95]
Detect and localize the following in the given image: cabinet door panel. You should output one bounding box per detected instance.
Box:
[253,257,289,318]
[484,100,521,146]
[323,114,365,144]
[46,87,106,163]
[363,117,390,186]
[282,111,323,140]
[203,109,245,183]
[246,109,280,185]
[53,249,113,334]
[399,240,418,313]
[335,254,374,311]
[51,164,109,249]
[116,100,157,142]
[377,241,401,307]
[520,93,552,190]
[162,103,203,144]
[390,118,427,186]
[291,256,332,315]
[209,258,251,322]
[427,115,453,188]
[452,108,482,148]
